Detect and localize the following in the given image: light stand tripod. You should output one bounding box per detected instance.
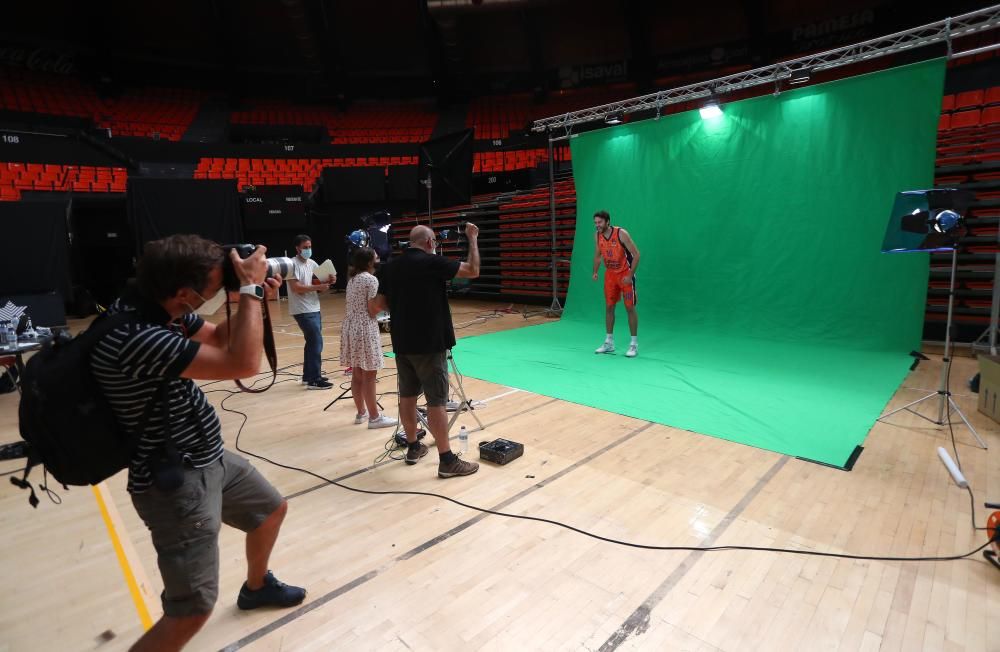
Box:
[443,350,484,431]
[388,349,485,450]
[545,132,563,317]
[879,233,987,449]
[412,351,484,433]
[322,381,384,413]
[878,189,987,447]
[421,166,434,228]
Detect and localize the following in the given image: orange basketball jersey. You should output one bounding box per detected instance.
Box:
[597,227,633,273]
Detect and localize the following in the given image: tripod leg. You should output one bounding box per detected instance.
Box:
[879,392,939,420]
[447,353,486,432]
[949,396,989,449]
[323,387,352,411]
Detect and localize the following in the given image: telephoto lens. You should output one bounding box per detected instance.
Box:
[265,257,294,280]
[221,244,294,290]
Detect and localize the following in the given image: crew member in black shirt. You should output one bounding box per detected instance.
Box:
[377,223,481,477]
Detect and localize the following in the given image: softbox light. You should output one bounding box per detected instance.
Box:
[418,129,474,210]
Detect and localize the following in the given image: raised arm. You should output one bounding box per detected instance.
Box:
[455,223,481,279]
[182,248,273,380]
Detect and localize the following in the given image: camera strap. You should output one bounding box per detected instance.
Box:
[227,294,278,393]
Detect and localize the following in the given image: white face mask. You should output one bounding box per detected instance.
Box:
[184,288,227,316]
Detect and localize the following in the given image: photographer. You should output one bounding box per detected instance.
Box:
[91,235,305,652]
[376,224,481,478]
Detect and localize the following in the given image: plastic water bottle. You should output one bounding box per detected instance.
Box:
[458,425,468,456]
[4,321,15,351]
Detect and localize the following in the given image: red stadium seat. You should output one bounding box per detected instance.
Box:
[955,90,985,110]
[950,109,981,130]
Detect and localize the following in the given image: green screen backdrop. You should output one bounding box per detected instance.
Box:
[453,60,945,467]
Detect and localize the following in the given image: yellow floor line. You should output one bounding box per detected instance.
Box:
[92,483,155,631]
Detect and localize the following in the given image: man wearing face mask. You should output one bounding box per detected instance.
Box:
[90,234,306,651]
[288,234,335,390]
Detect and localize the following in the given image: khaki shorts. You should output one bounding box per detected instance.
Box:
[131,450,284,617]
[396,351,449,407]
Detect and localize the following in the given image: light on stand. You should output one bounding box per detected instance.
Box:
[878,188,987,450]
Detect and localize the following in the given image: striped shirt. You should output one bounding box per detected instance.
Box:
[90,297,223,493]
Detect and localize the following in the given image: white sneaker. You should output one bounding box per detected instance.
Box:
[626,344,638,358]
[367,415,399,429]
[354,412,367,425]
[595,342,615,354]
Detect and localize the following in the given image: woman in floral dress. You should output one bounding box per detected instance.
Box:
[340,247,396,428]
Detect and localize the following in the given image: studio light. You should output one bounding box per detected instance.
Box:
[699,101,722,119]
[789,67,813,85]
[883,189,973,253]
[346,229,369,249]
[605,111,624,125]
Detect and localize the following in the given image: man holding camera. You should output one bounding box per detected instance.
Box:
[288,234,335,390]
[376,224,481,478]
[91,235,305,651]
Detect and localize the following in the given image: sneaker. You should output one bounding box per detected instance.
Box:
[405,442,429,465]
[368,415,398,429]
[438,456,479,478]
[626,344,638,358]
[306,379,333,390]
[595,342,615,354]
[354,412,367,425]
[237,571,306,610]
[301,376,330,385]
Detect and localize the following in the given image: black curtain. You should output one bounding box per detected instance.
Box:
[68,196,134,309]
[0,201,72,299]
[127,178,243,249]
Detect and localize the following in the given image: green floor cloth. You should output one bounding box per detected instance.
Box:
[450,60,945,467]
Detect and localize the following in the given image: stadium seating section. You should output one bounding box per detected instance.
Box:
[0,68,201,141]
[0,163,127,201]
[231,100,437,144]
[192,156,419,192]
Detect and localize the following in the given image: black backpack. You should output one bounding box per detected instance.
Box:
[13,311,163,507]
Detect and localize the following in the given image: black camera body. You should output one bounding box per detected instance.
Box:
[222,244,257,291]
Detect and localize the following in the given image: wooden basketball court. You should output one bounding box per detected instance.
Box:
[1,294,997,651]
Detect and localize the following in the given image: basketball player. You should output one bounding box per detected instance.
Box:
[592,210,640,357]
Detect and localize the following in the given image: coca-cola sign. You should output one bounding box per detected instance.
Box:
[0,45,76,75]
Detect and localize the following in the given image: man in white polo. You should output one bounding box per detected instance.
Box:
[288,234,335,389]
